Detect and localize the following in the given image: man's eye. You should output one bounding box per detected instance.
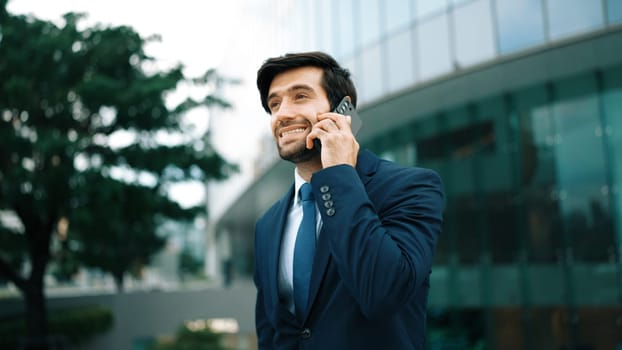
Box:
[295,94,307,100]
[269,101,280,110]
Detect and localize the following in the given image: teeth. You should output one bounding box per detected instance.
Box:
[281,128,305,137]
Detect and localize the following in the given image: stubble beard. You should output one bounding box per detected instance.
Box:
[277,140,320,164]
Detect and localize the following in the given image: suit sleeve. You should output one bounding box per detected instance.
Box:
[310,164,444,319]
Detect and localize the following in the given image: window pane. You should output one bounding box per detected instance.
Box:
[603,64,622,270]
[287,0,315,51]
[386,27,416,92]
[417,14,452,81]
[434,107,482,264]
[574,307,622,348]
[414,117,452,265]
[514,85,562,263]
[607,0,622,24]
[295,0,317,52]
[496,0,546,54]
[546,0,605,40]
[416,0,448,20]
[385,0,412,34]
[336,0,356,58]
[427,309,486,348]
[342,55,360,96]
[359,0,381,47]
[358,43,384,103]
[342,55,361,105]
[475,97,519,263]
[317,0,335,53]
[453,0,496,67]
[553,74,613,263]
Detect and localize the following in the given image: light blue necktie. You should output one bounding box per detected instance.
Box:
[293,183,316,320]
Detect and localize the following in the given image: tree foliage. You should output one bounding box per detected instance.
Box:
[0,306,114,349]
[0,2,236,344]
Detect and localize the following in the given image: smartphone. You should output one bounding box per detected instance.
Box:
[313,96,362,150]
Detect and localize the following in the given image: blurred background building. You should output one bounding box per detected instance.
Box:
[209,0,622,349]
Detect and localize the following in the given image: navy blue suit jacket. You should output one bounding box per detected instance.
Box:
[253,150,444,349]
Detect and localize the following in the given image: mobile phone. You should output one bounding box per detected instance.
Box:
[313,96,362,150]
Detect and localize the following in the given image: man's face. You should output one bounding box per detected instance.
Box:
[267,66,330,163]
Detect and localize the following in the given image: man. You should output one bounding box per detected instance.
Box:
[253,51,444,349]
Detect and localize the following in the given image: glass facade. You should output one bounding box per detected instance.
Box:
[307,0,621,105]
[368,64,622,349]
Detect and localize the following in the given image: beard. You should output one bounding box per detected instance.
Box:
[277,140,320,164]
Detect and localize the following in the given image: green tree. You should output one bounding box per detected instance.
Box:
[0,1,235,346]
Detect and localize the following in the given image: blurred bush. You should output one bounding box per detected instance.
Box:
[148,323,230,350]
[0,305,113,349]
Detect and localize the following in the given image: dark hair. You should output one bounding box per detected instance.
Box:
[256,51,357,114]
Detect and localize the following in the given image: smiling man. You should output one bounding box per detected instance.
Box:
[253,52,445,350]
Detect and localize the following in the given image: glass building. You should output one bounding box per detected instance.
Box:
[217,0,622,348]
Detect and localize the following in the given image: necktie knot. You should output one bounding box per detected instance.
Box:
[299,183,314,202]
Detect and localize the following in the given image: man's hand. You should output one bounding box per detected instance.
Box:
[307,112,359,168]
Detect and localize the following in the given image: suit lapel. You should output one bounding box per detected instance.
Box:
[305,223,331,320]
[267,185,295,308]
[304,150,379,320]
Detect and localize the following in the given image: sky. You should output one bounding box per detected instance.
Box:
[7,1,237,74]
[7,0,245,208]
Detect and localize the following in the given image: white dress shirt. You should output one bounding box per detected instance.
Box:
[278,168,322,314]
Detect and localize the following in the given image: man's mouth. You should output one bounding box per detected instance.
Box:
[280,128,307,137]
[278,121,311,139]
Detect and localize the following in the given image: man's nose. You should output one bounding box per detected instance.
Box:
[273,99,296,120]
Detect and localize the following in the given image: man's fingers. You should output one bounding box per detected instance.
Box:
[306,128,325,149]
[313,118,339,132]
[317,113,351,131]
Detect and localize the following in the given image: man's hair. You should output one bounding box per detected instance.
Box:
[256,51,357,114]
